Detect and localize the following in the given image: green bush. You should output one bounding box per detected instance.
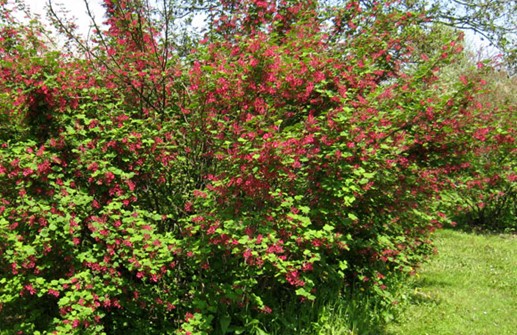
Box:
[1,0,513,333]
[439,65,516,232]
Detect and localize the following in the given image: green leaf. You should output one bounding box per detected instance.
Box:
[348,213,358,221]
[323,224,334,232]
[220,315,231,334]
[295,287,316,300]
[299,206,310,214]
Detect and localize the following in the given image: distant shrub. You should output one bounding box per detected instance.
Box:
[439,65,516,232]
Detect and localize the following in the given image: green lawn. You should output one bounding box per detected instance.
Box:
[385,229,517,335]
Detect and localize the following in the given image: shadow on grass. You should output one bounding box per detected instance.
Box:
[448,210,516,236]
[414,276,452,289]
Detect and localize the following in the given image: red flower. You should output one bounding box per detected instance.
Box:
[185,312,194,322]
[23,284,36,296]
[286,270,305,287]
[48,289,60,297]
[260,305,272,314]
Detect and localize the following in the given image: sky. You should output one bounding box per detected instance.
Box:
[14,0,106,39]
[17,0,496,56]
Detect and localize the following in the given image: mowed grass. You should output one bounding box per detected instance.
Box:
[385,229,517,335]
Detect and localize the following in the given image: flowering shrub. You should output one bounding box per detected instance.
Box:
[440,66,516,232]
[0,0,513,333]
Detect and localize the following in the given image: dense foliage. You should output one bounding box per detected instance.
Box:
[0,0,514,334]
[439,63,516,232]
